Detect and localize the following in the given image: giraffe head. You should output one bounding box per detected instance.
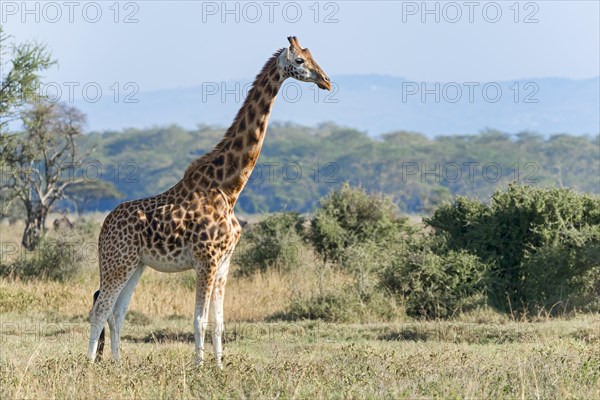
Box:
[279,36,331,90]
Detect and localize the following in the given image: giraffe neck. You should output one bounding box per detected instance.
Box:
[184,49,286,205]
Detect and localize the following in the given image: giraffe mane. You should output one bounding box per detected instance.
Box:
[183,48,285,181]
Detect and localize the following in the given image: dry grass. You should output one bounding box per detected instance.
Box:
[1,307,599,399]
[1,240,348,324]
[1,217,600,398]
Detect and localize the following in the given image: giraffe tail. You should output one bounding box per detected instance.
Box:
[92,290,105,361]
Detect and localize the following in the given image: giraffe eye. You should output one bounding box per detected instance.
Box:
[295,58,304,65]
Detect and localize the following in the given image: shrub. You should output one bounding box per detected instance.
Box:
[423,196,489,253]
[426,184,600,313]
[234,212,306,276]
[310,184,409,262]
[380,248,488,318]
[338,241,393,296]
[0,235,84,281]
[517,226,600,313]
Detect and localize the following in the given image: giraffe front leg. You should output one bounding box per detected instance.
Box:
[194,262,216,367]
[210,281,226,369]
[210,253,231,369]
[193,304,209,366]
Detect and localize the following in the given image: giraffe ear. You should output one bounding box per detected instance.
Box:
[279,48,291,62]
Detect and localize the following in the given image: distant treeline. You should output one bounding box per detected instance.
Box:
[77,123,599,214]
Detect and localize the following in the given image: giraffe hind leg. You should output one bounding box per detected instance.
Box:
[89,259,139,362]
[89,289,117,362]
[108,264,146,360]
[92,290,105,361]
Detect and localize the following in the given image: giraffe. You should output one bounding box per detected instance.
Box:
[88,36,331,368]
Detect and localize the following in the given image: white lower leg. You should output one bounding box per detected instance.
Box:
[194,260,218,366]
[210,291,225,368]
[108,265,145,361]
[88,337,99,360]
[88,322,104,360]
[108,315,122,360]
[194,310,208,366]
[212,323,223,368]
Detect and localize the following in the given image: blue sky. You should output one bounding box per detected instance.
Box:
[3,1,599,93]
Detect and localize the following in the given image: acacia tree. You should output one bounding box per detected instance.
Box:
[0,26,55,132]
[64,180,123,215]
[1,101,88,249]
[0,25,56,245]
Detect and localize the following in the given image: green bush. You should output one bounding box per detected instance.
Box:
[0,236,84,281]
[518,226,600,313]
[234,212,307,276]
[422,196,489,253]
[310,184,409,262]
[338,241,394,297]
[426,184,600,314]
[380,248,488,318]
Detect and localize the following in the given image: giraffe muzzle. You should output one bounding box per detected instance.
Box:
[316,75,332,91]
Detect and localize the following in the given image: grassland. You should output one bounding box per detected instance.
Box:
[1,217,599,399]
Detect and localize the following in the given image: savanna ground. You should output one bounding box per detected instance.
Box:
[1,216,599,399]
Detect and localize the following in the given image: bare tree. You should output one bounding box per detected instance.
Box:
[1,101,87,249]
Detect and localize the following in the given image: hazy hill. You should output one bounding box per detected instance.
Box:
[76,75,599,136]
